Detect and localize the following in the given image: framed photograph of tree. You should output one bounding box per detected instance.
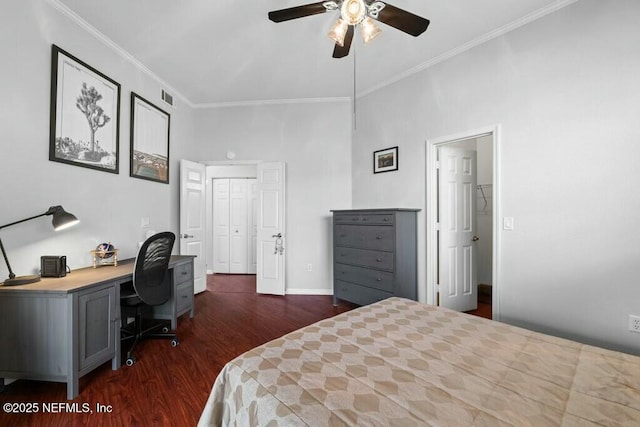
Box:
[49,45,120,173]
[130,93,170,184]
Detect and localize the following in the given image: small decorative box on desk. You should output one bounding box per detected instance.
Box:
[91,242,119,268]
[331,208,420,306]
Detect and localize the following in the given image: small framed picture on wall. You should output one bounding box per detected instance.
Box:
[373,146,398,174]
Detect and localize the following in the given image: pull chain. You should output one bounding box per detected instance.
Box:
[353,38,357,130]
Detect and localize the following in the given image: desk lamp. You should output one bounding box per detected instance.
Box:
[0,205,79,286]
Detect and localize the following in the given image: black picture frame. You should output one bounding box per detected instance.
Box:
[373,146,399,174]
[49,45,121,174]
[130,92,170,184]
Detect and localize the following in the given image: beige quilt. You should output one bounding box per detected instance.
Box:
[199,297,640,426]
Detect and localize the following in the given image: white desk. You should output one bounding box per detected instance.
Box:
[0,255,195,399]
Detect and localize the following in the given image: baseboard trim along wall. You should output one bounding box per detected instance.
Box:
[286,289,333,296]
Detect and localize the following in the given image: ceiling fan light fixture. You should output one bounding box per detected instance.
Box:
[341,0,366,25]
[327,18,349,47]
[360,16,381,44]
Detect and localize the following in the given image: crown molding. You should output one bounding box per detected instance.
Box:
[47,0,580,109]
[357,0,581,99]
[47,0,196,109]
[194,97,351,109]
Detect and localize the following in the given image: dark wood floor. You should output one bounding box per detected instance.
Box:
[0,275,356,426]
[465,302,492,320]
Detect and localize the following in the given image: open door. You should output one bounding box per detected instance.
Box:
[438,146,478,311]
[256,162,286,295]
[180,159,206,294]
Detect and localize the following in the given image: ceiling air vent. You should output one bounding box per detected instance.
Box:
[161,89,174,107]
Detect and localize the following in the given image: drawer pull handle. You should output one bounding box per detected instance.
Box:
[376,278,382,281]
[376,236,382,240]
[383,218,389,221]
[181,271,188,275]
[352,218,358,221]
[362,218,367,221]
[376,258,382,262]
[340,234,346,237]
[182,295,188,299]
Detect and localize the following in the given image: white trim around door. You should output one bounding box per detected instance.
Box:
[425,125,502,320]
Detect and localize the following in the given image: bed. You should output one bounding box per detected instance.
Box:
[199,297,640,426]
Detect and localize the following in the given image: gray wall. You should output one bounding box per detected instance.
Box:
[0,0,197,278]
[351,0,640,354]
[193,102,353,294]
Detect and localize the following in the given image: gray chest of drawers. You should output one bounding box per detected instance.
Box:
[331,209,420,306]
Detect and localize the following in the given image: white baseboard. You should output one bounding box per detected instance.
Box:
[286,288,333,296]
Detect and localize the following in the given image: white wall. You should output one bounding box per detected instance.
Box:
[194,102,352,294]
[0,0,196,279]
[352,0,640,354]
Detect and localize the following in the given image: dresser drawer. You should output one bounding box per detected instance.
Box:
[334,214,361,224]
[334,280,392,306]
[334,213,394,225]
[334,247,393,271]
[360,213,394,225]
[173,262,193,284]
[176,281,193,314]
[335,225,394,251]
[335,263,394,292]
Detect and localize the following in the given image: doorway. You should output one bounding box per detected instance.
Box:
[212,178,257,274]
[207,165,257,279]
[426,126,500,320]
[204,162,287,296]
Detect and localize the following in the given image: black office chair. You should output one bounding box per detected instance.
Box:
[120,231,178,366]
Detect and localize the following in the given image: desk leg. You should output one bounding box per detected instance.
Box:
[66,376,79,400]
[113,291,121,370]
[68,293,80,400]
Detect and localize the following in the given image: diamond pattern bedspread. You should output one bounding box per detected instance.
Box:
[199,297,640,426]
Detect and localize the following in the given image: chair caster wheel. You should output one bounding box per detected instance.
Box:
[171,339,179,347]
[125,356,136,366]
[162,326,169,333]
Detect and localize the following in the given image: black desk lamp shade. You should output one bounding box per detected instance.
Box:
[0,206,79,286]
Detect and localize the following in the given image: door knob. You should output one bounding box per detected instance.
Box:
[181,234,194,239]
[472,235,480,242]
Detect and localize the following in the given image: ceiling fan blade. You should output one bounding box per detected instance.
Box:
[332,25,355,58]
[374,3,430,37]
[268,2,329,22]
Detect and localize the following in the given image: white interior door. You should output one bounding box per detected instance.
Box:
[256,162,286,295]
[229,179,249,273]
[248,179,258,274]
[180,160,206,294]
[439,147,478,311]
[212,179,230,273]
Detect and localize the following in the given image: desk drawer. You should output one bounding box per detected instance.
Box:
[173,262,193,284]
[335,263,394,292]
[176,282,193,314]
[334,247,393,271]
[334,280,392,306]
[335,225,394,251]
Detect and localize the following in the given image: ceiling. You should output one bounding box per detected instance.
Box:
[55,0,574,106]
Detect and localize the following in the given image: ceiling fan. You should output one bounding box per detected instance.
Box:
[268,0,430,58]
